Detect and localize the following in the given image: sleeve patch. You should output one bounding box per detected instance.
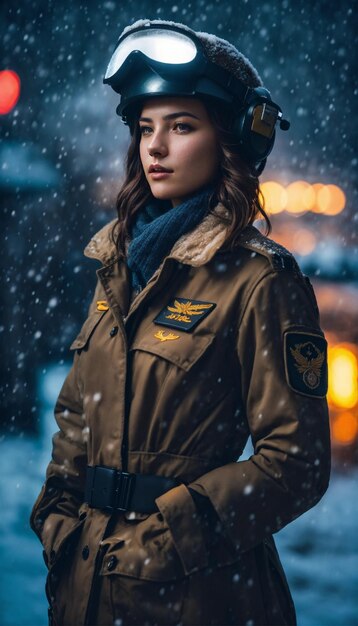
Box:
[284,331,328,398]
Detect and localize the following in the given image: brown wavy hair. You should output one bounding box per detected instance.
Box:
[112,97,271,256]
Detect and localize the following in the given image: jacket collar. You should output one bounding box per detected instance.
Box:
[84,202,233,267]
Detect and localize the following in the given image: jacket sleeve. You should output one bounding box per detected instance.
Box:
[29,279,106,560]
[155,268,331,575]
[30,346,88,561]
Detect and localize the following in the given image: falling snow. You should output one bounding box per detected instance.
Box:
[0,1,357,624]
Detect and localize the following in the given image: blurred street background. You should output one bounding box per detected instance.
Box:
[0,0,357,624]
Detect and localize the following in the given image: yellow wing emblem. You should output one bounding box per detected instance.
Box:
[290,345,325,376]
[290,342,325,389]
[290,347,310,373]
[96,300,109,311]
[154,330,180,342]
[167,299,214,316]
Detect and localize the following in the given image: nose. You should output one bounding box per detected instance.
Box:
[147,129,168,157]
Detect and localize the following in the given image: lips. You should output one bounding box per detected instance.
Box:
[148,164,173,173]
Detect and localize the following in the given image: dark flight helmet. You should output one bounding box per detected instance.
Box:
[104,19,290,175]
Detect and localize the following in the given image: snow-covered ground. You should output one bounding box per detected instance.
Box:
[0,366,357,626]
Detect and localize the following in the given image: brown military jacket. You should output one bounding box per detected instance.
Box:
[30,203,331,626]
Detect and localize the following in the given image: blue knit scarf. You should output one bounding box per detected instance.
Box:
[127,185,216,292]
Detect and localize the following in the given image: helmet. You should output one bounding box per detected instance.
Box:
[104,19,290,175]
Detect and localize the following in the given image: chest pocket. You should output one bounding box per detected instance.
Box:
[129,328,215,371]
[69,309,109,352]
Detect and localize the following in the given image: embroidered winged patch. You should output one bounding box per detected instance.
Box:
[154,330,180,342]
[153,297,216,332]
[284,331,328,397]
[96,300,109,311]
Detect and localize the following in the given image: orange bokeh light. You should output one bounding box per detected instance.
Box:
[261,181,346,216]
[260,181,286,214]
[0,70,21,114]
[310,183,326,213]
[327,345,358,409]
[317,184,346,215]
[332,412,358,445]
[291,228,317,255]
[285,181,312,214]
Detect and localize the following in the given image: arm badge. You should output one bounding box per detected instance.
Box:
[284,331,328,398]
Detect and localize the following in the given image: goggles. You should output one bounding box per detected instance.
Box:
[104,28,198,75]
[103,24,250,118]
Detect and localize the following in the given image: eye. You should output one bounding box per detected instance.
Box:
[139,125,152,136]
[173,122,192,133]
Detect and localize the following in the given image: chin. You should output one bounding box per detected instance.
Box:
[149,187,174,201]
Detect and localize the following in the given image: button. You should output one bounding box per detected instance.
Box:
[49,550,56,564]
[82,545,90,560]
[109,326,118,337]
[107,555,118,571]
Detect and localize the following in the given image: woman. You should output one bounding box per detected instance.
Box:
[30,19,331,626]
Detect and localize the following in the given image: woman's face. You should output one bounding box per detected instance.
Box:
[139,97,219,207]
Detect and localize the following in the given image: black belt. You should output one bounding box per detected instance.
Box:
[84,465,182,513]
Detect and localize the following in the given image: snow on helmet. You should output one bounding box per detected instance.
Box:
[104,19,290,175]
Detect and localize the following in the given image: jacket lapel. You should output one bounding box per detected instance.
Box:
[83,203,232,322]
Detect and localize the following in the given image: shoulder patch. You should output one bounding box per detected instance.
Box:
[153,297,216,332]
[238,225,301,273]
[284,330,328,398]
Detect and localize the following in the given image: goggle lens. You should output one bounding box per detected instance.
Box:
[105,29,197,80]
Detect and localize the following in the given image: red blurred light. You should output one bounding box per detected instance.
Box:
[0,70,21,114]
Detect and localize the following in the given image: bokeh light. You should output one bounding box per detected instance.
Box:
[261,180,346,216]
[0,70,21,114]
[328,345,358,409]
[285,181,311,214]
[316,184,346,215]
[332,412,358,446]
[260,181,286,214]
[291,228,317,255]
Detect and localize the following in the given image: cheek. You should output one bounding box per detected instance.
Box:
[183,136,218,174]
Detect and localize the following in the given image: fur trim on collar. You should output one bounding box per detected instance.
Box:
[83,202,231,267]
[84,218,119,265]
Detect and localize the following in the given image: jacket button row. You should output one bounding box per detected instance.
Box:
[107,555,118,571]
[82,545,90,561]
[109,326,118,337]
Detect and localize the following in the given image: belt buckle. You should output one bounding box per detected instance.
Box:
[89,466,118,510]
[114,471,136,511]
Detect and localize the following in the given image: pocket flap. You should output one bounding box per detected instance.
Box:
[130,331,215,372]
[70,310,108,351]
[99,513,186,581]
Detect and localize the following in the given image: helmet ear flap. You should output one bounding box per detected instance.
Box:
[230,87,279,175]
